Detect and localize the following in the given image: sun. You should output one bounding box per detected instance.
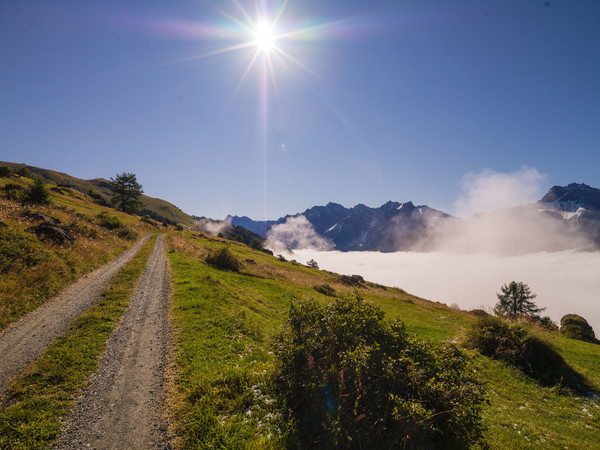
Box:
[253,21,275,52]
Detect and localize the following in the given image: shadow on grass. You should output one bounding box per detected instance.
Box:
[464,316,595,395]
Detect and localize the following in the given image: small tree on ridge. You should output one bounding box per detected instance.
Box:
[110,172,143,214]
[494,281,544,319]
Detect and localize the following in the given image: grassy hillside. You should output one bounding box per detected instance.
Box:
[0,172,164,331]
[166,230,600,448]
[1,166,598,448]
[0,162,194,226]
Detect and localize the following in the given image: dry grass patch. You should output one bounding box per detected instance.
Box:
[0,190,156,331]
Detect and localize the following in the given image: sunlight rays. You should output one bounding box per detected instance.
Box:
[148,1,352,218]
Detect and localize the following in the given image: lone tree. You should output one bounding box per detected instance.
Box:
[494,281,545,319]
[306,259,319,269]
[110,173,143,213]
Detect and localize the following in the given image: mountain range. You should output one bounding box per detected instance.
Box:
[227,183,600,253]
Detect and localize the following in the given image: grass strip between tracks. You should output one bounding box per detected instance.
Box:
[0,235,157,449]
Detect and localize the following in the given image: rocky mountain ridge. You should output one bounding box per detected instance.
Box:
[537,183,600,244]
[228,183,600,252]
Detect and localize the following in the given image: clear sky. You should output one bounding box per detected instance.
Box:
[2,0,599,220]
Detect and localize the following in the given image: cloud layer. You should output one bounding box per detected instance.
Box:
[454,167,548,216]
[266,215,333,253]
[294,248,600,334]
[423,168,590,254]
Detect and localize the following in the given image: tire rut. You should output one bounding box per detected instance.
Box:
[56,234,171,449]
[0,234,152,395]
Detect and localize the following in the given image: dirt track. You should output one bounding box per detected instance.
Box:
[0,234,151,395]
[56,234,171,449]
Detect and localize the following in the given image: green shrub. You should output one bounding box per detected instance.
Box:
[206,246,242,272]
[560,314,598,343]
[464,316,591,392]
[469,309,491,318]
[274,293,486,449]
[16,168,30,178]
[116,228,138,241]
[249,238,263,250]
[97,212,124,230]
[533,315,559,332]
[313,284,336,297]
[340,274,365,287]
[0,166,12,177]
[2,183,23,201]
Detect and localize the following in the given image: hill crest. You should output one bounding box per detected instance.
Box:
[0,162,194,226]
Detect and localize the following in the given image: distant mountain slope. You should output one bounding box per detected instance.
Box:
[224,215,282,237]
[0,162,194,226]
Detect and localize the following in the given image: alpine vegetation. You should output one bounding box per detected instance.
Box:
[273,293,486,449]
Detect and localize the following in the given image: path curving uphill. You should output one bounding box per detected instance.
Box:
[57,234,171,449]
[0,234,152,395]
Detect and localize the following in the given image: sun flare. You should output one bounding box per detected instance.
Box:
[253,21,275,52]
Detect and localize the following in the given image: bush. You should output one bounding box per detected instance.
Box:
[464,316,591,392]
[274,293,487,449]
[0,166,12,177]
[313,284,336,297]
[340,274,365,287]
[116,228,138,241]
[533,315,559,332]
[469,309,491,318]
[16,167,30,178]
[2,183,23,201]
[206,246,242,272]
[97,212,124,230]
[560,314,598,343]
[249,238,263,250]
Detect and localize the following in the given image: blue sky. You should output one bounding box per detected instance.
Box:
[2,0,599,220]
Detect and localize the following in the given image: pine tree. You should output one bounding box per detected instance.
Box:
[110,173,144,213]
[306,259,319,269]
[494,281,544,319]
[23,178,50,205]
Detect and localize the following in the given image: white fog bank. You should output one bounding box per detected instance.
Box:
[293,249,600,334]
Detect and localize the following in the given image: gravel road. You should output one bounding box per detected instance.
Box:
[0,234,152,395]
[56,234,171,449]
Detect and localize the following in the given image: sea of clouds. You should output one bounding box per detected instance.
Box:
[293,248,600,333]
[268,168,600,333]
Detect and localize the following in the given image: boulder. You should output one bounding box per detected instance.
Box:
[560,314,597,344]
[27,223,74,244]
[24,212,61,225]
